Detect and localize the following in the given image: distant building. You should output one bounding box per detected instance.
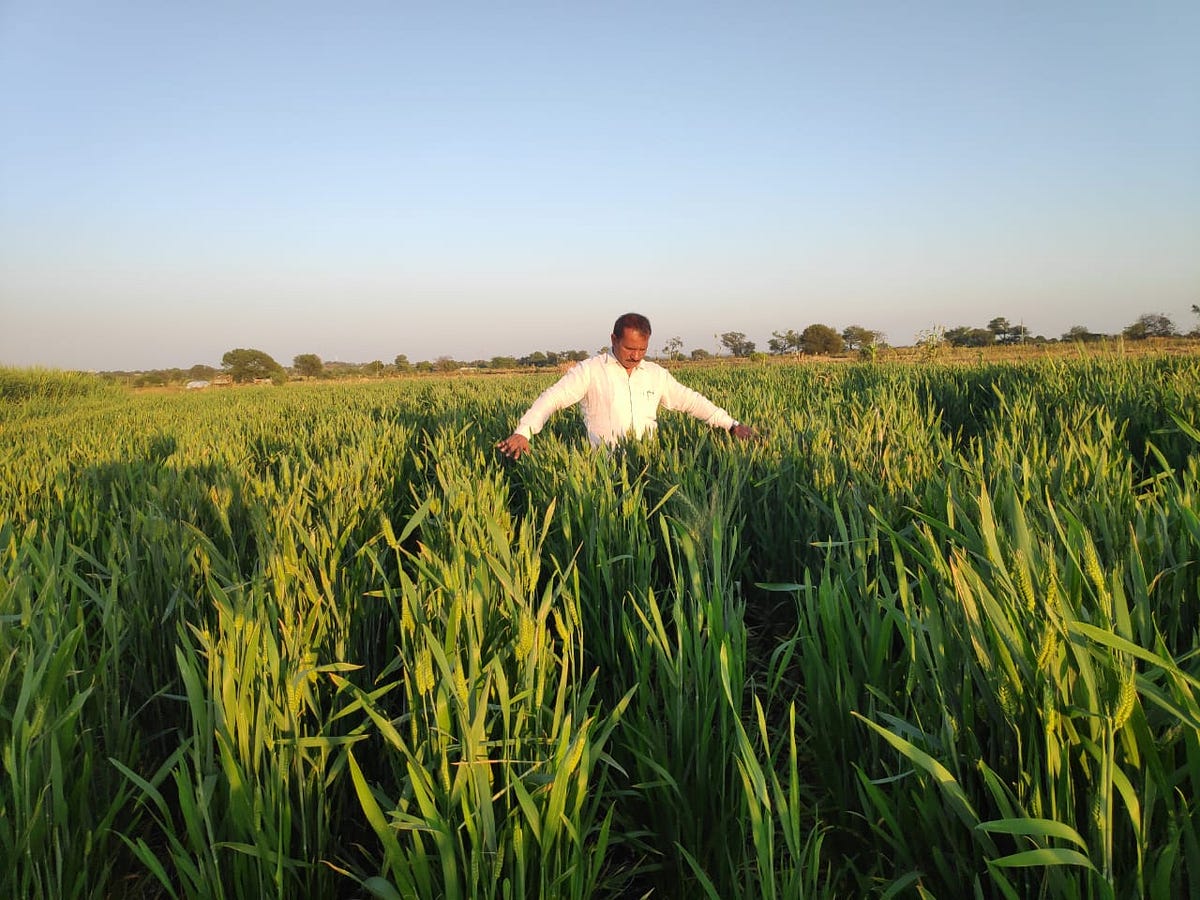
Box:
[185,380,210,390]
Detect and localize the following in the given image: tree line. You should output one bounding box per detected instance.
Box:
[100,307,1199,387]
[206,348,601,384]
[940,312,1195,348]
[686,309,1198,361]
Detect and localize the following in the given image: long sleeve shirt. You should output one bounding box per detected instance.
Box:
[514,352,737,446]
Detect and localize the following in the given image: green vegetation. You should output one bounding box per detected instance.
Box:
[1,355,1199,898]
[293,353,325,378]
[0,366,122,405]
[1123,313,1180,341]
[719,331,756,357]
[221,347,286,384]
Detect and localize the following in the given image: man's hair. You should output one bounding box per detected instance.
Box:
[613,312,651,338]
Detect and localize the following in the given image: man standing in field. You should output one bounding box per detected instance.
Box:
[496,312,758,459]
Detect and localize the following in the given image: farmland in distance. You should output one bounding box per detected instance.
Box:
[2,355,1199,898]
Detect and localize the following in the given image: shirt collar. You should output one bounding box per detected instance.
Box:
[604,350,642,374]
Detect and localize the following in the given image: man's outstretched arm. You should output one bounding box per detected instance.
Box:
[496,361,593,459]
[660,373,760,441]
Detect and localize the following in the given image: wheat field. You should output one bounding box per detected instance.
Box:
[2,354,1198,899]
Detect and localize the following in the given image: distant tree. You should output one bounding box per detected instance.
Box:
[662,336,684,360]
[841,325,882,351]
[1123,321,1149,340]
[222,348,284,383]
[394,354,411,373]
[563,350,589,362]
[800,324,844,355]
[1062,325,1101,343]
[944,327,969,346]
[415,360,434,373]
[720,331,756,357]
[690,348,712,360]
[988,317,1030,344]
[945,326,994,347]
[293,353,324,378]
[188,363,217,381]
[1191,304,1200,337]
[490,355,518,370]
[767,329,802,355]
[1123,313,1178,340]
[521,351,550,367]
[986,317,1011,342]
[434,356,459,372]
[363,360,386,376]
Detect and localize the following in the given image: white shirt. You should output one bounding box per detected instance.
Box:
[514,352,736,446]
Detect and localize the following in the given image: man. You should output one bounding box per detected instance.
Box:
[496,313,758,459]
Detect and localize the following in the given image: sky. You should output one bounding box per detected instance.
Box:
[1,0,1198,371]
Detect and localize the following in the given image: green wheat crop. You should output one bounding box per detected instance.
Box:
[1,355,1198,898]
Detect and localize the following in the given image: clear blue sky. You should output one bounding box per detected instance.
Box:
[2,0,1197,370]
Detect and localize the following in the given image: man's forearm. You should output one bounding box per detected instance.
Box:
[663,380,735,429]
[514,365,591,438]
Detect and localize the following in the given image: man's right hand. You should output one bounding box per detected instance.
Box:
[730,423,762,442]
[496,433,531,460]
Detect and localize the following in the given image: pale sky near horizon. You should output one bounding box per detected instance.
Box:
[2,1,1198,371]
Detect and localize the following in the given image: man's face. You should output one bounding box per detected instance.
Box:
[611,328,649,372]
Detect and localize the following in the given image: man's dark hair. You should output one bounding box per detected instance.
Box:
[613,312,651,338]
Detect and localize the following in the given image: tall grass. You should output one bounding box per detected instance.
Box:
[0,354,1196,897]
[0,366,122,409]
